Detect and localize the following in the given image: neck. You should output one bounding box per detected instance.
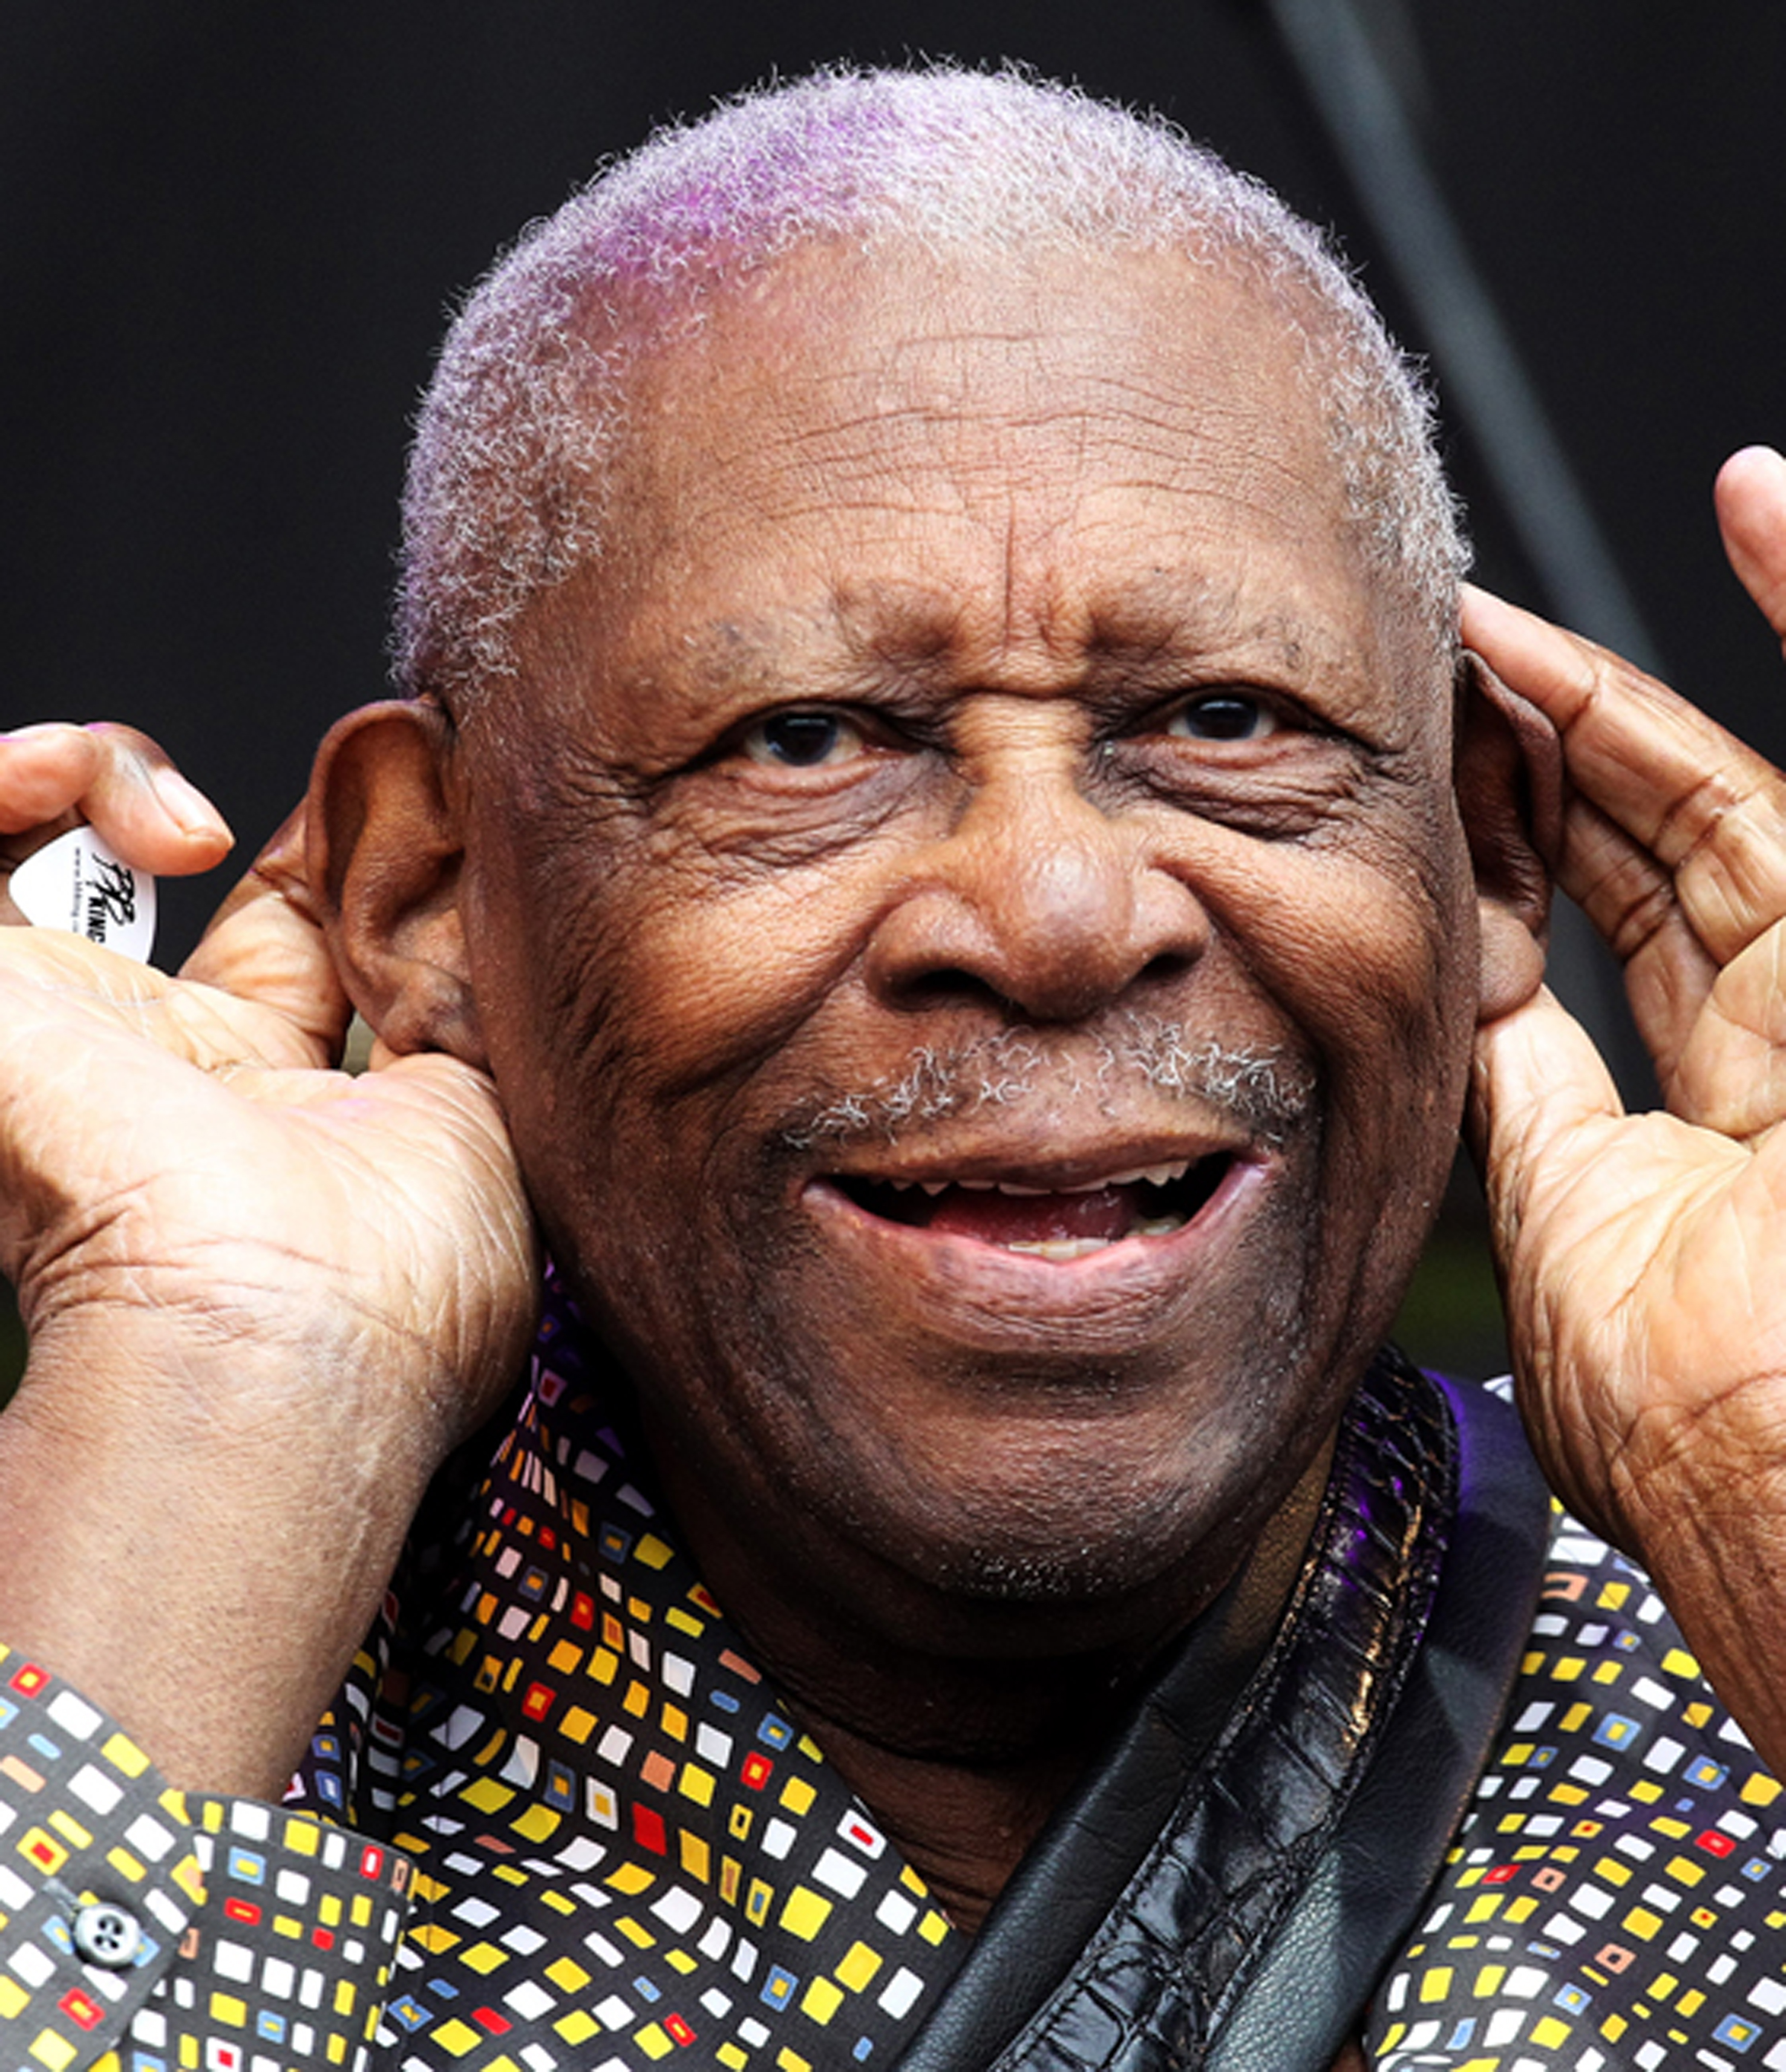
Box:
[796,1708,1098,1934]
[653,1433,1335,1934]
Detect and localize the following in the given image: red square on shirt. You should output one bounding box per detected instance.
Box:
[58,1990,103,2031]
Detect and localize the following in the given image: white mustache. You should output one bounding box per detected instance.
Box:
[780,1015,1313,1151]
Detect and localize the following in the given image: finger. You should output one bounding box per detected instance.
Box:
[76,722,234,869]
[1715,445,1786,647]
[1553,792,1719,1088]
[181,805,352,1062]
[1461,584,1786,967]
[0,722,232,870]
[0,725,99,834]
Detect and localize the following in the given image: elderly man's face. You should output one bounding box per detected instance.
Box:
[452,244,1477,1650]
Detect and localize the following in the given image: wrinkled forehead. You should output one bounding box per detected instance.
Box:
[601,244,1343,559]
[547,241,1410,696]
[605,236,1341,495]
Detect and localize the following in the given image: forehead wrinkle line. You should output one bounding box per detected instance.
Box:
[763,390,1280,469]
[719,321,1308,454]
[770,401,989,454]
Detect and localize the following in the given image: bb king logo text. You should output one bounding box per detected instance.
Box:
[84,855,137,944]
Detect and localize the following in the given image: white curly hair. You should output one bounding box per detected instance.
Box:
[395,64,1467,708]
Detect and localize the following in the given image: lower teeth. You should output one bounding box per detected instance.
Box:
[1005,1214,1187,1261]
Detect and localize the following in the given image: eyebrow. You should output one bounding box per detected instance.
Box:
[639,561,1386,744]
[679,577,1355,668]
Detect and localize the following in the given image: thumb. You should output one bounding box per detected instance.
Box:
[1468,984,1625,1258]
[180,805,352,1064]
[1715,445,1786,648]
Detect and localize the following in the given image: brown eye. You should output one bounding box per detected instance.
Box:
[741,710,866,768]
[1165,694,1278,743]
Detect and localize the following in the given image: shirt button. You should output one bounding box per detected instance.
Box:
[72,1900,143,1969]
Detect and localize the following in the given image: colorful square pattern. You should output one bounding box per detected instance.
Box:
[9,1315,1786,2072]
[283,1269,962,2070]
[1369,1505,1786,2069]
[0,1651,408,2070]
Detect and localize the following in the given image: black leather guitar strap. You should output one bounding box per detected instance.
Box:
[894,1352,1551,2071]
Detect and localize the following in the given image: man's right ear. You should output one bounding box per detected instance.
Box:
[306,699,486,1067]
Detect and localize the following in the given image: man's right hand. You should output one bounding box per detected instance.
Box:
[0,724,537,1797]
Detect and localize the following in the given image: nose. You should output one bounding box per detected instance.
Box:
[865,770,1211,1023]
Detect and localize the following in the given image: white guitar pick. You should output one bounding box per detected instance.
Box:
[10,826,156,962]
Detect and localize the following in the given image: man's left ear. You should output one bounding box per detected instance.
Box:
[305,698,486,1066]
[1454,650,1564,1024]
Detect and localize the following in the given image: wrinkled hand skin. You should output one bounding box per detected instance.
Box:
[0,725,537,1797]
[1467,445,1786,1783]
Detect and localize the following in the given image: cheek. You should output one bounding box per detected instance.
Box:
[1247,810,1475,1073]
[1235,842,1475,1295]
[566,852,887,1108]
[461,817,886,1272]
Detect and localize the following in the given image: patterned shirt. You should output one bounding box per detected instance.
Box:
[4,1286,1786,2071]
[1369,1507,1786,2069]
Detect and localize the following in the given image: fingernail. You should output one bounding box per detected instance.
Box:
[152,766,233,844]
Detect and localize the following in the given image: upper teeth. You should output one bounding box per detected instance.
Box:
[885,1162,1189,1195]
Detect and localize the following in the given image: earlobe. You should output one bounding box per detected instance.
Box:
[306,699,486,1065]
[1456,651,1563,1025]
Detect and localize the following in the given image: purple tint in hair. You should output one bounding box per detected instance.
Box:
[394,64,1467,713]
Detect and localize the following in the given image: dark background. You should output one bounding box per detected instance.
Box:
[3,2,1784,1381]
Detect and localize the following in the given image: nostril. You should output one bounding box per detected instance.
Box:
[893,964,1024,1011]
[1139,949,1197,988]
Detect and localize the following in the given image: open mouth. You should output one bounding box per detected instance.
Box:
[831,1157,1234,1261]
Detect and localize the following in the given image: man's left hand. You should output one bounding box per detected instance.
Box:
[1465,444,1786,1777]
